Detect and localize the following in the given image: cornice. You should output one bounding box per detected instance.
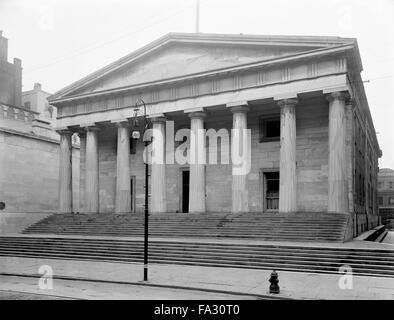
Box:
[49,32,356,101]
[49,44,353,105]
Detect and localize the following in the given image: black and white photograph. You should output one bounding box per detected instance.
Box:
[0,0,393,310]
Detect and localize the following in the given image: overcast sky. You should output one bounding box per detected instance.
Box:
[1,0,393,168]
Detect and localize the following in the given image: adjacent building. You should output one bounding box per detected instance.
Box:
[0,31,21,108]
[378,168,394,226]
[49,33,381,238]
[22,82,57,124]
[0,31,79,213]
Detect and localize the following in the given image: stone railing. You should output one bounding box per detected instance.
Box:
[0,103,38,123]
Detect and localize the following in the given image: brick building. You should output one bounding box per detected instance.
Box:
[49,33,381,239]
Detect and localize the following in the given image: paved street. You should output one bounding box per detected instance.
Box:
[0,289,69,300]
[0,275,259,300]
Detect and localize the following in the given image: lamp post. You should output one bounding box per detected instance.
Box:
[131,98,150,281]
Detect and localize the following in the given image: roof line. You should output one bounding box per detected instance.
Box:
[49,43,354,104]
[50,32,356,100]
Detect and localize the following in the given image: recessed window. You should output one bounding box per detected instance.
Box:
[259,116,280,142]
[378,197,383,205]
[24,101,31,109]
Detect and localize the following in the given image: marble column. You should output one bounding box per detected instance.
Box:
[115,121,131,213]
[58,130,73,213]
[78,130,86,213]
[150,116,167,213]
[85,126,100,213]
[188,111,206,213]
[229,104,250,214]
[327,91,349,213]
[278,98,298,213]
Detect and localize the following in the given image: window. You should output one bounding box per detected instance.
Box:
[390,197,394,205]
[24,101,31,109]
[390,182,393,189]
[378,197,383,205]
[259,116,280,142]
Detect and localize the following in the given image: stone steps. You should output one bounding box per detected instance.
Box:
[23,231,344,241]
[1,236,394,278]
[0,242,393,266]
[23,212,348,242]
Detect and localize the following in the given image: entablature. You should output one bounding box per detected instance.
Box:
[54,51,349,121]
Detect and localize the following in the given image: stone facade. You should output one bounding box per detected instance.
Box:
[49,33,381,238]
[378,168,394,227]
[0,128,79,212]
[89,98,331,214]
[0,32,80,214]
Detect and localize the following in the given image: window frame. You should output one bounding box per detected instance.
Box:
[259,115,281,143]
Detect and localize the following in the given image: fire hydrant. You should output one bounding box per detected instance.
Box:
[269,270,280,294]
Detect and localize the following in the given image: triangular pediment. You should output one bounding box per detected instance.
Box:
[51,33,356,100]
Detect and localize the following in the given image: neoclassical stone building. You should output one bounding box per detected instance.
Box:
[49,33,381,236]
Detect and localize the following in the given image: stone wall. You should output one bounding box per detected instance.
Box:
[96,97,333,214]
[0,129,79,213]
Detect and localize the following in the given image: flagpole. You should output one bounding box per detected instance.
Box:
[195,0,200,33]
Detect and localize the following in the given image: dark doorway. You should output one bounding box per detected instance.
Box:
[263,171,279,211]
[181,170,190,213]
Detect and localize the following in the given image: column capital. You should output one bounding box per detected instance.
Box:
[326,91,349,102]
[114,121,130,129]
[188,111,206,120]
[111,118,130,125]
[56,128,74,136]
[184,107,206,119]
[83,124,101,132]
[227,101,249,114]
[276,98,298,108]
[149,115,166,123]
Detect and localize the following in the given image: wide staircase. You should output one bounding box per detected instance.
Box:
[2,213,393,278]
[0,236,393,278]
[22,212,349,242]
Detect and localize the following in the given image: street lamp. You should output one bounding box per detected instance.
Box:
[131,98,150,281]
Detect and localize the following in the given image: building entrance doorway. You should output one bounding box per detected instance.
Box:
[180,169,190,213]
[261,170,280,212]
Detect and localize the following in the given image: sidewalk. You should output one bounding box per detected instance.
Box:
[0,275,254,300]
[1,256,393,299]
